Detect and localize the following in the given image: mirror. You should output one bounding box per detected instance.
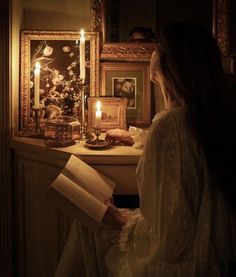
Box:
[104,0,156,43]
[91,0,157,61]
[91,0,215,61]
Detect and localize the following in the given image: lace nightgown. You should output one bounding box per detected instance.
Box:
[55,107,236,277]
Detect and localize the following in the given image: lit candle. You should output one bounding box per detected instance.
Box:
[95,101,102,129]
[34,62,41,109]
[80,29,86,83]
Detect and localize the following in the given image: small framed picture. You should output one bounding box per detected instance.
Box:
[87,97,128,131]
[101,62,151,127]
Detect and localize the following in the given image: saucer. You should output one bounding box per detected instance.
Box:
[85,139,110,149]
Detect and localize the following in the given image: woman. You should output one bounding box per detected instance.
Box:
[55,22,236,276]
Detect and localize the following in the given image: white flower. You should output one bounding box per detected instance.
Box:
[71,62,76,67]
[62,46,70,52]
[30,81,34,88]
[68,70,74,76]
[64,85,70,92]
[69,52,74,58]
[52,74,64,85]
[43,46,53,56]
[52,69,59,75]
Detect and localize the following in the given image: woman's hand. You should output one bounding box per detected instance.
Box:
[104,197,114,205]
[103,204,126,229]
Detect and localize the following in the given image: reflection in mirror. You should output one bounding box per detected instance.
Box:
[91,0,158,61]
[105,0,157,42]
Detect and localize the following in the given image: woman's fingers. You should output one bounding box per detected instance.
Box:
[103,205,126,228]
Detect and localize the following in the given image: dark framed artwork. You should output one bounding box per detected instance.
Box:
[87,97,127,131]
[20,30,99,129]
[101,62,151,127]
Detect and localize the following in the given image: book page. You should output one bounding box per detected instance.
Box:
[47,187,100,230]
[62,155,116,201]
[51,173,107,222]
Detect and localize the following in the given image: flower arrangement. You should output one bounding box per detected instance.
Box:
[30,40,90,120]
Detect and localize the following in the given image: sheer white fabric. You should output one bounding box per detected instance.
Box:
[55,107,236,277]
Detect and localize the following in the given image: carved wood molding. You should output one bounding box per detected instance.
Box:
[90,0,104,50]
[101,43,157,61]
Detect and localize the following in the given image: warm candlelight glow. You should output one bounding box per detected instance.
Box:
[34,62,41,108]
[96,100,102,111]
[80,29,86,82]
[80,29,85,38]
[95,101,102,129]
[35,62,41,70]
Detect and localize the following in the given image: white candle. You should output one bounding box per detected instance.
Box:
[95,101,102,129]
[80,29,86,82]
[34,62,41,109]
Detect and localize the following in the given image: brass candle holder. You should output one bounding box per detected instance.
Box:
[79,84,87,140]
[94,128,101,142]
[31,105,44,137]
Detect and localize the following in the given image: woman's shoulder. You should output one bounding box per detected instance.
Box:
[147,106,185,142]
[152,106,185,127]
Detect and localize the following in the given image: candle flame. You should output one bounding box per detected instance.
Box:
[35,62,41,69]
[96,101,101,111]
[80,29,85,38]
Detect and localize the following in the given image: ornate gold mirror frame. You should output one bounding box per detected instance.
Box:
[90,0,157,61]
[213,0,234,74]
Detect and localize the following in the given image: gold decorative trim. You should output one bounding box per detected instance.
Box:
[101,43,157,61]
[90,0,104,50]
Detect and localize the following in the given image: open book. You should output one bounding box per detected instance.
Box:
[47,154,116,230]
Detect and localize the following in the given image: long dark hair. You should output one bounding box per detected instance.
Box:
[157,22,235,208]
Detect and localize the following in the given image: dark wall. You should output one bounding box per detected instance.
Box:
[156,0,213,38]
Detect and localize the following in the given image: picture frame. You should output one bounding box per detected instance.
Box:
[101,62,151,127]
[20,30,99,129]
[87,97,128,131]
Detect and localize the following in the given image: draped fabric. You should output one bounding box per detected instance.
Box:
[55,107,236,277]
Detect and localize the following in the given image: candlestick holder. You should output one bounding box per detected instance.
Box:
[31,105,44,137]
[94,128,101,141]
[79,84,88,140]
[85,127,109,149]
